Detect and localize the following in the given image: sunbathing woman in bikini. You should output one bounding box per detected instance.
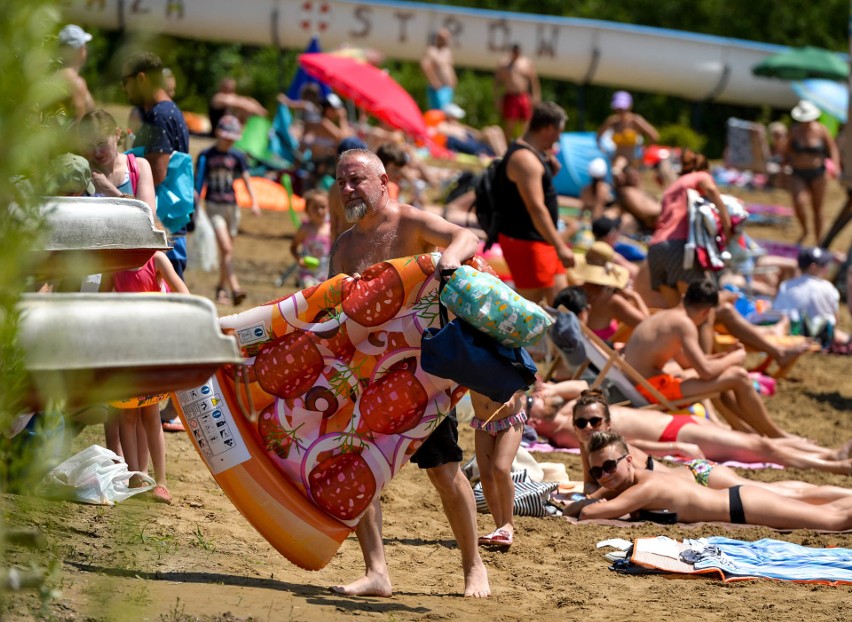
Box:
[575,430,852,530]
[530,389,852,492]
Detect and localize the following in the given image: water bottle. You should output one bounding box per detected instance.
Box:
[788,310,802,336]
[822,319,835,349]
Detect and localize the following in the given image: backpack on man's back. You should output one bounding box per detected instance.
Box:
[470,157,504,251]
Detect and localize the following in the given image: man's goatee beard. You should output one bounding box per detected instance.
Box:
[345,202,368,223]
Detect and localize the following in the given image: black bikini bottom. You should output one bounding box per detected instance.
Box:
[791,166,826,183]
[728,485,747,524]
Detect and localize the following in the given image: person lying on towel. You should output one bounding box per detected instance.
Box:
[574,431,852,531]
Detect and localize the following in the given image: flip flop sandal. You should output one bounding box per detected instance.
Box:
[488,529,513,549]
[162,417,185,433]
[478,531,497,546]
[151,485,173,505]
[129,474,149,489]
[215,287,230,305]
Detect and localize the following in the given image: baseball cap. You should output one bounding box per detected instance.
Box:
[215,115,243,141]
[321,93,344,109]
[45,154,96,196]
[611,90,633,111]
[58,24,92,48]
[591,216,621,240]
[797,246,832,270]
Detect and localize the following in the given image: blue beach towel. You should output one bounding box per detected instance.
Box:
[690,536,852,584]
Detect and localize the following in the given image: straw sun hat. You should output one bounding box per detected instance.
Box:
[568,241,629,290]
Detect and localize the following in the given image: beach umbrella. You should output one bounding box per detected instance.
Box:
[791,79,848,122]
[752,46,849,81]
[286,35,331,100]
[298,52,429,142]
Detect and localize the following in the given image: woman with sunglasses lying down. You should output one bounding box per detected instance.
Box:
[574,430,852,530]
[535,390,852,512]
[529,387,852,480]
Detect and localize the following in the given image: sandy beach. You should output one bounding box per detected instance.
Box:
[4,161,851,621]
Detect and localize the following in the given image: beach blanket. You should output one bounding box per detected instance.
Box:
[743,204,792,226]
[523,440,782,470]
[621,536,852,585]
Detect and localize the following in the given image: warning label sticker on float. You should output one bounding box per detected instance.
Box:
[175,377,251,475]
[236,322,268,347]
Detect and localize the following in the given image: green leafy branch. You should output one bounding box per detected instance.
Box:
[263,421,306,456]
[412,290,441,326]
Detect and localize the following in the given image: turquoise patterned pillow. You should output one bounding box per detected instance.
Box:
[440,265,552,348]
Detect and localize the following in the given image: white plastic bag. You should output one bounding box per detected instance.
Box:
[186,203,219,273]
[38,445,155,505]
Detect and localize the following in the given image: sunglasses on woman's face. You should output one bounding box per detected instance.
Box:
[589,454,629,480]
[573,416,604,430]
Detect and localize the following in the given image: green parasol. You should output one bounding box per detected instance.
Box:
[752,46,849,81]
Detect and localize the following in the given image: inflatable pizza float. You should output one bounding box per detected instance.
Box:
[172,253,511,570]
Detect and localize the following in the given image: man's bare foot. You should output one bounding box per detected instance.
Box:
[832,439,852,461]
[463,562,490,598]
[776,341,811,367]
[329,573,392,597]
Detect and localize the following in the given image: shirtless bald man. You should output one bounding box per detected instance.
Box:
[328,148,489,598]
[421,29,458,111]
[494,44,540,140]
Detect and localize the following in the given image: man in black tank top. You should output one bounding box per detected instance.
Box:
[494,101,574,304]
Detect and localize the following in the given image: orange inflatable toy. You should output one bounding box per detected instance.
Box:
[171,253,496,570]
[234,177,305,212]
[423,109,446,127]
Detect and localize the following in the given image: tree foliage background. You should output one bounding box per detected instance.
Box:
[79,0,849,156]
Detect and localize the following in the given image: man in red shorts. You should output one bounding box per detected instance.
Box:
[494,44,540,140]
[494,101,573,304]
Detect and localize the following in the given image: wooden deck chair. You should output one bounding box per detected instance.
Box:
[577,321,680,410]
[544,308,719,412]
[713,332,820,379]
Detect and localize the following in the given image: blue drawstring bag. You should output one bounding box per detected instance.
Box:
[421,270,538,403]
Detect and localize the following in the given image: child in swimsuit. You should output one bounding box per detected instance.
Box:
[104,251,189,504]
[290,189,332,287]
[470,391,528,549]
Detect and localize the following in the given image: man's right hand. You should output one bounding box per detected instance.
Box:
[557,246,575,269]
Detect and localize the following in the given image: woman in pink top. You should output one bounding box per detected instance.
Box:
[645,150,730,308]
[103,251,189,504]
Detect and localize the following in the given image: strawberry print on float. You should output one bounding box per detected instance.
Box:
[216,252,467,527]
